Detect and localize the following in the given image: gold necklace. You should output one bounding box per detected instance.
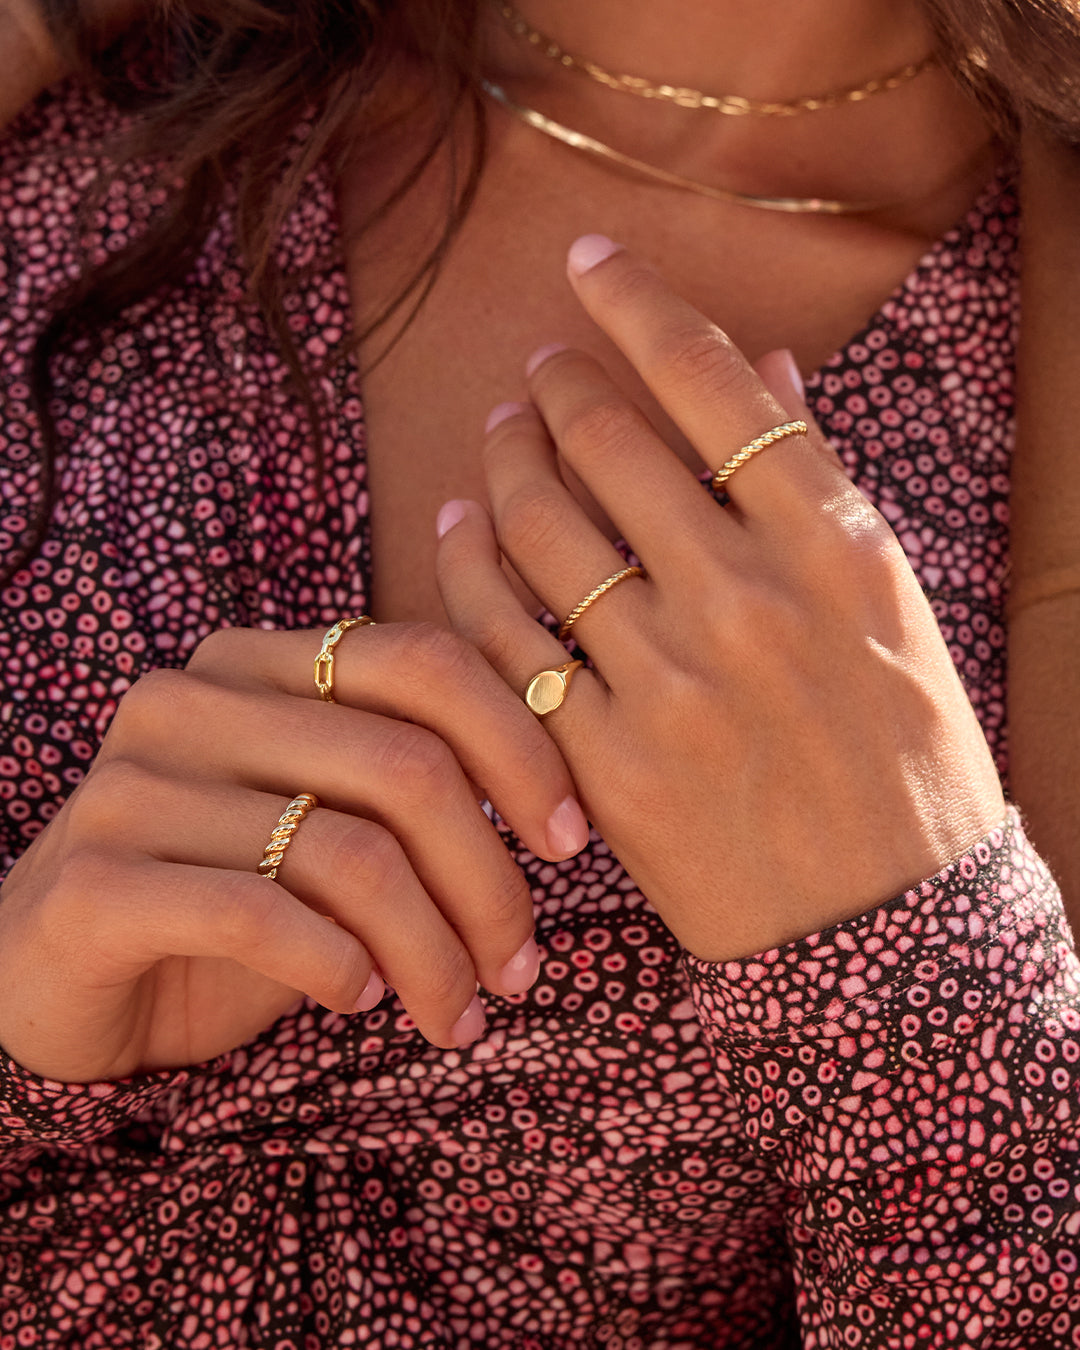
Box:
[497,2,937,116]
[482,81,892,215]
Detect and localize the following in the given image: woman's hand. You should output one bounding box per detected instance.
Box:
[0,624,588,1081]
[437,237,1006,962]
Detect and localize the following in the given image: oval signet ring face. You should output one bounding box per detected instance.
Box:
[525,660,583,716]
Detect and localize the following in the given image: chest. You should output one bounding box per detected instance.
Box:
[339,120,992,623]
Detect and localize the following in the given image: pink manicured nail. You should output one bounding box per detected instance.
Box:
[525,342,568,379]
[546,796,590,858]
[485,401,529,434]
[353,971,385,1013]
[435,499,468,539]
[567,234,623,277]
[498,936,541,996]
[451,993,487,1047]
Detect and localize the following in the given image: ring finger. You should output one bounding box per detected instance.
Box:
[125,698,540,1006]
[137,777,492,1048]
[483,402,652,663]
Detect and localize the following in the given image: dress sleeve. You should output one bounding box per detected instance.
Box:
[684,808,1080,1347]
[0,1053,195,1165]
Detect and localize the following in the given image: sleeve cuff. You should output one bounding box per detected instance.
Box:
[684,808,1076,1155]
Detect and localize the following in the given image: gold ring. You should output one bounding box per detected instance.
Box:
[314,615,376,702]
[259,793,319,880]
[711,419,808,490]
[558,566,645,641]
[525,660,583,716]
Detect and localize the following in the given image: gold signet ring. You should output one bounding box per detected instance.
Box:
[525,660,583,716]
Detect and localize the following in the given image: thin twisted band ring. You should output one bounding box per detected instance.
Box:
[711,420,809,490]
[258,793,319,880]
[314,616,376,703]
[558,566,645,641]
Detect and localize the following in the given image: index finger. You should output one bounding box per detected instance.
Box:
[564,235,847,515]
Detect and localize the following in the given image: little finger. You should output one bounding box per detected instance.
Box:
[437,498,611,724]
[135,790,489,1048]
[129,755,539,1009]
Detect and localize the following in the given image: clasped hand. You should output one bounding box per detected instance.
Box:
[437,236,1005,961]
[0,237,1006,1084]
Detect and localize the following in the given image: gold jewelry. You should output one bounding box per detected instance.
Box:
[259,793,319,880]
[711,420,808,490]
[482,82,888,215]
[525,660,583,716]
[497,2,936,117]
[558,565,645,641]
[314,616,376,703]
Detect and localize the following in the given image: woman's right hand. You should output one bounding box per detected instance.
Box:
[0,622,588,1083]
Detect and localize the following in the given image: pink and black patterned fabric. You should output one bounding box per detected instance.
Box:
[1,82,1078,1350]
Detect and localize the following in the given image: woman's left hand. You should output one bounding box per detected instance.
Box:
[436,238,1005,962]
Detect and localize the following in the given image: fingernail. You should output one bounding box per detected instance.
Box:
[485,400,530,434]
[545,795,590,858]
[436,499,468,539]
[451,992,487,1047]
[567,234,623,277]
[498,936,540,995]
[757,348,805,407]
[353,970,385,1013]
[525,342,568,379]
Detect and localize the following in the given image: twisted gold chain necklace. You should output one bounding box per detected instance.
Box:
[496,2,938,117]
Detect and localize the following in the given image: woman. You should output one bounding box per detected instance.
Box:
[0,0,1078,1344]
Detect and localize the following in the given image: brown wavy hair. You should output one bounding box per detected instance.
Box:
[10,0,1080,581]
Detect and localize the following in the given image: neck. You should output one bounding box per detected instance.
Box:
[484,0,937,108]
[480,0,994,232]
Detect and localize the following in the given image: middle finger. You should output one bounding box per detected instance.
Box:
[522,343,738,583]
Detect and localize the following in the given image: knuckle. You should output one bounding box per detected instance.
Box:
[109,666,215,751]
[420,941,475,1009]
[372,724,460,805]
[211,875,283,956]
[323,818,397,888]
[67,757,154,837]
[657,325,751,399]
[394,621,477,688]
[497,482,572,559]
[478,862,531,936]
[185,625,243,674]
[459,607,518,674]
[112,666,188,728]
[322,941,371,1012]
[559,397,643,466]
[600,259,662,315]
[818,493,901,576]
[37,845,124,943]
[349,820,409,892]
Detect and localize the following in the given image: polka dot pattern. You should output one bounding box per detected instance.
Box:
[2,84,1079,1349]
